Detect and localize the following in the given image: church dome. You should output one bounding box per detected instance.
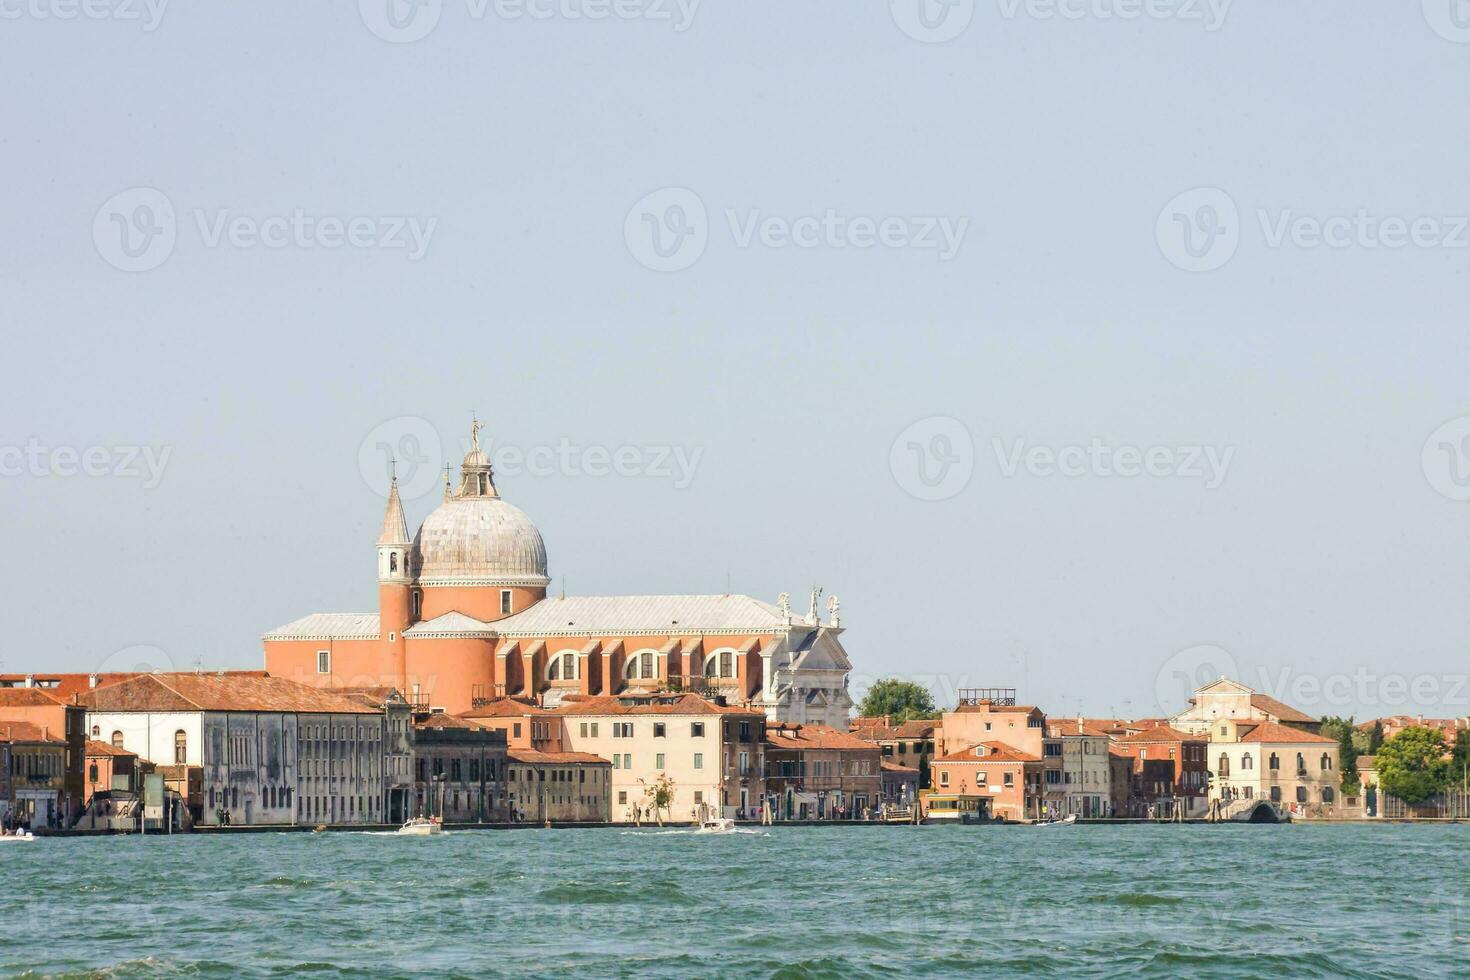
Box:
[411,496,548,585]
[410,419,550,586]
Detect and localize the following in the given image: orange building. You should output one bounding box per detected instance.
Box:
[84,740,139,804]
[928,742,1043,822]
[264,421,855,724]
[0,687,86,825]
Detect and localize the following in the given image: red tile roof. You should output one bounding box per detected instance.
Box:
[880,761,919,774]
[85,739,137,757]
[765,725,878,752]
[1234,721,1337,745]
[1248,694,1316,725]
[508,748,609,765]
[1115,726,1203,744]
[0,672,268,703]
[461,698,552,719]
[0,688,68,708]
[1045,719,1116,738]
[79,674,381,715]
[415,713,489,731]
[935,741,1040,764]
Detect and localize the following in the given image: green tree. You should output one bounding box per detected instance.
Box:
[1319,717,1361,793]
[1376,726,1451,805]
[1367,721,1385,755]
[858,679,939,723]
[1452,730,1470,790]
[641,772,676,826]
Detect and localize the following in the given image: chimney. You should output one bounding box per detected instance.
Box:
[23,674,34,688]
[88,673,99,689]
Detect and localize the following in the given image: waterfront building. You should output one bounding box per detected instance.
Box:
[1044,719,1114,818]
[411,713,508,823]
[1170,677,1320,736]
[262,422,855,725]
[763,723,882,819]
[928,742,1043,822]
[849,716,937,783]
[1110,726,1209,818]
[80,673,396,827]
[879,761,919,809]
[0,687,87,825]
[0,739,9,827]
[1,722,69,829]
[84,739,139,804]
[936,691,1047,760]
[461,698,566,753]
[1360,715,1468,744]
[1209,719,1341,818]
[1107,751,1132,816]
[549,691,768,822]
[506,748,611,823]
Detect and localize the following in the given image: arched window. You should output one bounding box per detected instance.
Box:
[547,652,579,681]
[626,651,658,680]
[174,730,187,764]
[1268,753,1280,772]
[1217,753,1230,777]
[1241,752,1253,771]
[91,725,100,737]
[1320,753,1332,771]
[1295,753,1306,775]
[88,763,99,783]
[111,731,124,749]
[1321,786,1335,803]
[389,552,398,572]
[705,650,735,679]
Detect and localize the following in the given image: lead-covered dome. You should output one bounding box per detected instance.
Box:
[410,419,550,586]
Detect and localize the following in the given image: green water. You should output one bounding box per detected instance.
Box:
[1,824,1464,978]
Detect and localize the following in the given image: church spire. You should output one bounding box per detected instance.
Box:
[377,469,410,546]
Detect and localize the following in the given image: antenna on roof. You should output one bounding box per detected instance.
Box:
[560,576,566,600]
[725,570,731,596]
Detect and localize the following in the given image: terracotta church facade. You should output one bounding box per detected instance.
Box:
[263,422,855,726]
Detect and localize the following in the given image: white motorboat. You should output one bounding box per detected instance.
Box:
[396,816,443,836]
[1033,814,1078,827]
[0,830,35,843]
[696,818,736,834]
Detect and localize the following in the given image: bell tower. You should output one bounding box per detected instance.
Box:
[377,468,413,689]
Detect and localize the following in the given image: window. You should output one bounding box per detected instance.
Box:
[317,650,331,674]
[1320,753,1332,771]
[1296,785,1308,803]
[691,722,704,738]
[548,652,578,681]
[693,791,703,804]
[501,590,512,615]
[653,723,666,738]
[174,730,187,764]
[389,551,398,572]
[706,650,735,678]
[513,723,522,738]
[1270,786,1282,802]
[939,770,950,787]
[1003,772,1014,787]
[656,753,665,770]
[88,763,99,782]
[984,722,992,731]
[590,723,598,738]
[91,725,99,737]
[1321,786,1335,803]
[580,723,588,738]
[1269,753,1280,772]
[1218,753,1230,778]
[1241,752,1253,771]
[693,752,703,770]
[618,791,628,804]
[111,731,124,749]
[411,590,422,619]
[1296,753,1307,776]
[622,754,631,769]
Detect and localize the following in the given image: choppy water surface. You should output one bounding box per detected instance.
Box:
[1,823,1465,978]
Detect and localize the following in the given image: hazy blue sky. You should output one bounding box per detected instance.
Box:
[1,1,1466,721]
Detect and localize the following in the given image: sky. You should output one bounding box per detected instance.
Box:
[0,1,1466,723]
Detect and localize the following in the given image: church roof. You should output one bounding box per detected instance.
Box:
[78,674,382,715]
[262,613,380,641]
[403,612,497,638]
[489,594,790,637]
